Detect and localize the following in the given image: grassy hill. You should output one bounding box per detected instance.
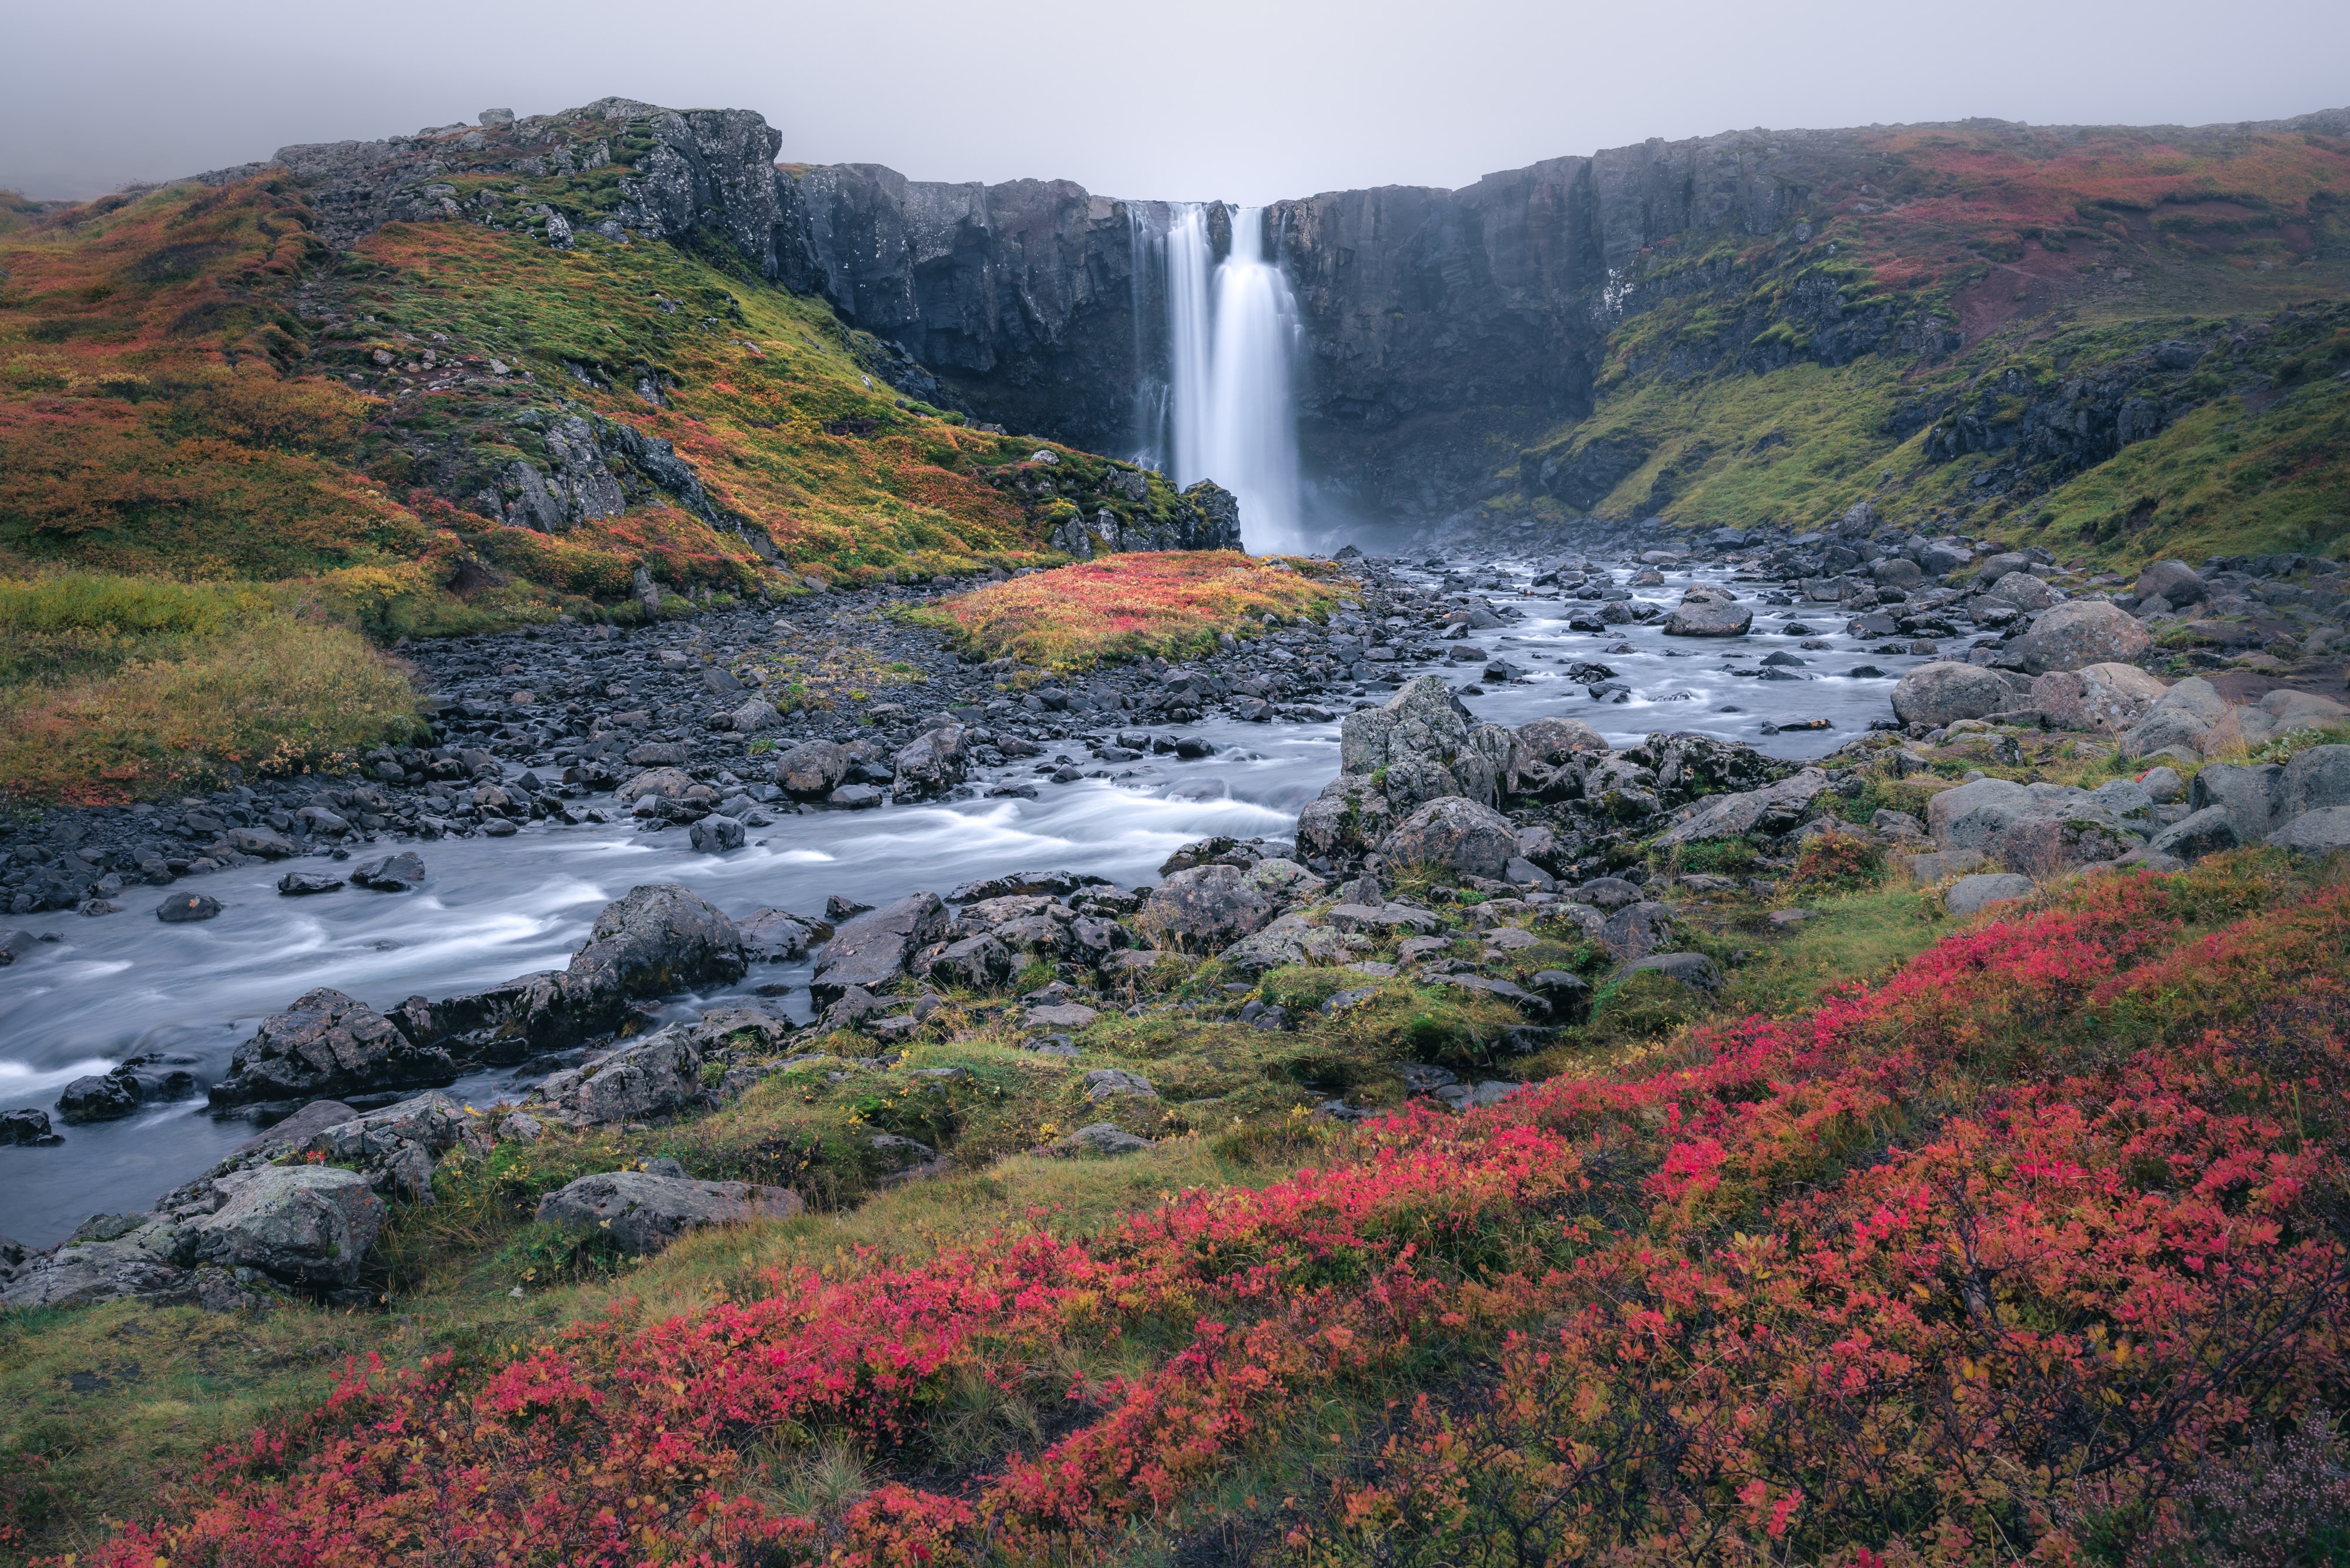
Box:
[1502,116,2350,564]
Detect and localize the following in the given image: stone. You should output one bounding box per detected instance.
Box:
[1028,1002,1101,1031]
[0,928,38,966]
[1054,1122,1153,1156]
[277,871,345,896]
[56,1070,140,1123]
[2260,689,2350,730]
[689,814,746,852]
[2148,805,2242,861]
[891,724,967,799]
[740,908,822,960]
[1,1107,62,1146]
[2029,663,2168,733]
[1984,571,2056,612]
[1515,716,1606,764]
[0,1227,196,1310]
[536,1026,706,1125]
[772,740,850,797]
[212,989,458,1107]
[2120,677,2231,758]
[2280,746,2350,817]
[225,827,297,859]
[1944,873,2036,917]
[2188,762,2284,843]
[929,933,1014,989]
[2268,807,2350,859]
[1601,901,1675,960]
[2012,600,2156,674]
[1216,912,1315,975]
[1926,777,2036,851]
[617,765,698,803]
[1338,674,1515,811]
[1662,586,1753,637]
[1891,662,2011,728]
[351,851,428,891]
[1083,1068,1156,1100]
[1653,769,1829,847]
[1143,864,1272,951]
[2133,560,2207,607]
[157,892,223,922]
[534,1169,803,1254]
[1626,952,1722,989]
[812,892,948,999]
[189,1165,385,1290]
[1377,795,1517,879]
[2138,766,2184,805]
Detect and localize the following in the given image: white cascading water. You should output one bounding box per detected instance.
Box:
[1162,204,1302,552]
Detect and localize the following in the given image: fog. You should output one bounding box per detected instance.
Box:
[7,0,2346,202]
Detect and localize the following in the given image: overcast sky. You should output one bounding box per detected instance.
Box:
[7,0,2346,202]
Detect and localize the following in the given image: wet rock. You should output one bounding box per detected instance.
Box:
[2012,600,2155,674]
[1653,768,1828,847]
[2,1107,63,1146]
[157,892,223,922]
[535,1169,802,1254]
[1945,873,2036,917]
[1662,586,1752,637]
[189,1165,385,1291]
[1340,674,1516,812]
[1143,864,1273,951]
[56,1069,142,1123]
[740,908,824,960]
[812,892,948,1000]
[1377,795,1516,879]
[211,989,459,1107]
[351,852,427,891]
[891,724,967,799]
[276,871,345,896]
[2029,663,2167,733]
[772,740,850,797]
[689,814,745,852]
[0,928,38,965]
[1891,662,2010,728]
[535,1026,706,1125]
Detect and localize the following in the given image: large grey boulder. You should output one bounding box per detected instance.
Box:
[211,989,458,1107]
[0,1221,197,1310]
[772,740,849,797]
[2268,807,2350,859]
[2029,663,2168,733]
[891,724,967,799]
[1338,675,1517,811]
[615,766,697,804]
[2013,600,2156,674]
[1945,873,2036,917]
[1296,774,1394,862]
[2148,805,2243,861]
[306,1092,484,1201]
[1143,864,1273,951]
[1216,912,1317,975]
[811,892,948,999]
[189,1166,385,1291]
[1662,586,1752,637]
[1983,571,2057,612]
[493,884,747,1052]
[1515,716,1606,763]
[535,1026,706,1126]
[1378,795,1518,880]
[2134,560,2207,607]
[926,932,1013,990]
[1653,768,1829,847]
[2188,762,2284,844]
[535,1169,803,1254]
[1892,663,2011,728]
[2281,746,2350,817]
[1926,777,2146,869]
[2120,677,2231,758]
[1926,777,2036,851]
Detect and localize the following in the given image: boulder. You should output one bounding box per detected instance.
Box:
[2120,677,2232,758]
[1945,873,2036,917]
[2148,805,2242,861]
[2268,807,2350,859]
[1926,777,2036,851]
[535,1027,706,1126]
[2029,663,2168,733]
[2133,560,2207,607]
[928,933,1013,990]
[1662,586,1752,637]
[189,1165,385,1291]
[0,1223,197,1310]
[1216,912,1316,975]
[2281,746,2350,817]
[57,1070,142,1123]
[615,766,697,803]
[891,725,967,799]
[568,882,747,1003]
[534,1169,802,1254]
[1055,1122,1153,1156]
[740,908,823,960]
[2012,600,2155,674]
[157,892,223,922]
[1626,952,1722,990]
[1377,795,1517,880]
[1083,1068,1156,1100]
[1,1107,62,1146]
[2188,762,2284,844]
[1653,768,1828,847]
[811,892,948,999]
[277,871,345,896]
[1338,675,1516,810]
[1892,662,2010,728]
[772,740,850,797]
[1143,864,1273,951]
[351,852,428,892]
[211,989,458,1107]
[1983,571,2057,612]
[689,814,745,852]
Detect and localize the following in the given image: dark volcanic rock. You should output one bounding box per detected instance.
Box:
[212,989,459,1107]
[811,892,948,1000]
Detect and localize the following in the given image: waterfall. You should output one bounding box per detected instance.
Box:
[1159,204,1302,552]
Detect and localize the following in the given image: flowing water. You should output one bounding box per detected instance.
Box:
[0,562,1926,1245]
[1159,204,1304,552]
